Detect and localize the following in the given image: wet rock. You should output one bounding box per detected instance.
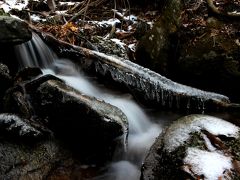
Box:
[135,0,240,102]
[14,67,42,84]
[28,77,128,163]
[0,16,32,45]
[3,85,33,118]
[141,115,240,179]
[0,113,44,140]
[0,139,89,179]
[3,67,44,118]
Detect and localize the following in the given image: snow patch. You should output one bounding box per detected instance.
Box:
[0,0,28,12]
[124,15,137,23]
[111,38,126,49]
[184,148,232,180]
[30,14,42,22]
[59,1,76,6]
[128,43,136,52]
[0,113,41,136]
[163,115,239,152]
[88,18,120,28]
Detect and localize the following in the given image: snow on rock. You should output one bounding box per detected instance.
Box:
[184,148,232,180]
[0,113,42,137]
[163,114,239,152]
[141,114,240,180]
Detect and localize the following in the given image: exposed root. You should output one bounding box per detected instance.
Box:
[207,0,240,18]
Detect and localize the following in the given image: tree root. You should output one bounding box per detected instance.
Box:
[207,0,240,18]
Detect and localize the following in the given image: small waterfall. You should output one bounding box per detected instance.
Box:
[15,32,57,69]
[15,33,164,179]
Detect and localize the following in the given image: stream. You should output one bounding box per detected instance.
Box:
[14,32,179,179]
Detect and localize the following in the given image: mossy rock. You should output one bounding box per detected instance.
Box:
[135,0,182,74]
[0,16,32,45]
[141,114,240,179]
[0,138,100,179]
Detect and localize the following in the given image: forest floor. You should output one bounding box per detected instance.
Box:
[0,0,161,60]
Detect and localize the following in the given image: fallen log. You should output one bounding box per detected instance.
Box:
[32,28,238,112]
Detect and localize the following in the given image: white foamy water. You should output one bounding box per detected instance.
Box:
[15,33,163,179]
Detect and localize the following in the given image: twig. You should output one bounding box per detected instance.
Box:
[83,0,91,21]
[67,2,84,14]
[113,0,116,19]
[66,0,106,23]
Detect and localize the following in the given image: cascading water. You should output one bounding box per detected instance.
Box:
[15,33,172,180]
[15,32,56,68]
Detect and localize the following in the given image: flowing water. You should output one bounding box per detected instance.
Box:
[15,33,177,180]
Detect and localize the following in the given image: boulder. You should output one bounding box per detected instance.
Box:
[3,86,35,119]
[0,138,96,179]
[141,115,240,179]
[0,16,32,45]
[135,0,240,102]
[3,67,44,118]
[27,76,128,163]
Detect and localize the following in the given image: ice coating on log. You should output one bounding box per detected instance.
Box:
[91,51,230,111]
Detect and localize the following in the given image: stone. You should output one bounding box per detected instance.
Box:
[141,114,240,179]
[0,16,32,45]
[0,139,91,179]
[28,76,128,163]
[0,113,45,140]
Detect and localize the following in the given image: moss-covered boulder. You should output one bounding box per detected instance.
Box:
[141,114,240,179]
[135,0,240,102]
[0,138,100,179]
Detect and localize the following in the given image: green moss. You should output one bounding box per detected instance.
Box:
[0,9,10,16]
[162,0,182,30]
[225,132,240,161]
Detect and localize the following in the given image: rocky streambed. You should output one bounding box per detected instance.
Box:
[1,0,240,179]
